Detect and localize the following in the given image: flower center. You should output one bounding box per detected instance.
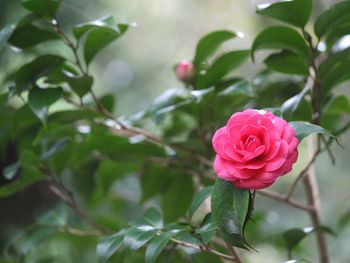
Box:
[244,135,262,152]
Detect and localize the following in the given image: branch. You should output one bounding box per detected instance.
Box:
[257,190,314,212]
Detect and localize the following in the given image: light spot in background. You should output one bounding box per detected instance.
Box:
[237,31,245,38]
[267,211,279,224]
[303,226,314,234]
[333,35,350,52]
[317,41,326,52]
[103,60,134,89]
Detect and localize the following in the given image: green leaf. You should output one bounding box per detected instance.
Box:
[283,226,336,257]
[0,24,15,51]
[0,151,44,197]
[141,165,170,202]
[251,26,310,61]
[281,86,309,121]
[28,87,63,123]
[65,73,93,98]
[9,24,60,49]
[338,211,350,230]
[97,160,138,193]
[211,179,251,249]
[289,121,334,141]
[196,214,217,244]
[189,186,213,219]
[133,207,163,229]
[145,231,178,263]
[196,50,249,89]
[97,229,127,263]
[15,55,65,94]
[314,1,350,38]
[324,95,350,115]
[161,174,194,223]
[264,51,309,76]
[74,16,129,64]
[3,162,19,180]
[256,0,312,28]
[193,30,237,66]
[124,226,158,250]
[21,0,62,17]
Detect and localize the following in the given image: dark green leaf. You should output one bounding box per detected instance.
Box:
[64,72,93,97]
[189,186,213,219]
[15,55,65,93]
[324,95,350,115]
[264,51,309,75]
[256,0,312,28]
[281,86,309,121]
[338,211,350,230]
[173,231,201,246]
[0,24,15,51]
[193,30,236,66]
[251,26,310,61]
[161,174,194,223]
[124,226,158,250]
[211,179,251,249]
[74,16,129,64]
[145,231,178,263]
[9,24,60,49]
[73,16,127,39]
[196,214,217,244]
[40,137,70,160]
[28,87,63,123]
[3,162,19,180]
[21,0,62,17]
[141,165,170,202]
[314,1,350,38]
[97,229,127,263]
[133,207,163,229]
[196,50,249,89]
[0,151,44,197]
[97,160,139,193]
[289,121,334,141]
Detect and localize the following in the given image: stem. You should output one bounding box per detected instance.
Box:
[302,29,329,263]
[223,240,243,263]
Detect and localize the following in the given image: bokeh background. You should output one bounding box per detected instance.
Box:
[1,0,350,262]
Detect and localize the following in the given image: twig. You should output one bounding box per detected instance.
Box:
[57,226,102,237]
[223,240,243,263]
[257,190,314,212]
[169,237,237,261]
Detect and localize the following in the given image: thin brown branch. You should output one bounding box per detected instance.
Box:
[169,237,237,261]
[257,190,314,212]
[223,240,243,263]
[57,226,102,237]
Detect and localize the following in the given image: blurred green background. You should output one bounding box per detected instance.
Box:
[1,0,350,262]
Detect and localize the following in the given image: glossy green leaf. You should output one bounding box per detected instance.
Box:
[0,24,15,51]
[3,162,19,180]
[15,55,65,93]
[324,95,350,115]
[141,165,170,202]
[145,231,178,263]
[196,50,249,89]
[133,207,163,229]
[97,160,139,193]
[0,151,44,197]
[64,72,93,98]
[21,0,62,17]
[251,26,310,61]
[281,86,309,121]
[289,121,334,141]
[256,0,312,28]
[124,226,158,250]
[189,186,213,219]
[193,30,236,66]
[283,226,336,257]
[28,87,63,123]
[196,214,217,244]
[9,24,60,49]
[40,137,71,160]
[319,57,350,93]
[211,179,251,249]
[97,229,127,263]
[161,174,194,222]
[73,16,127,39]
[74,16,129,64]
[314,1,350,38]
[264,51,309,75]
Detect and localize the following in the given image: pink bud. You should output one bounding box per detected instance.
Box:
[175,60,196,84]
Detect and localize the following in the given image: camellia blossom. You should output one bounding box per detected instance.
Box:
[175,60,196,83]
[212,109,299,189]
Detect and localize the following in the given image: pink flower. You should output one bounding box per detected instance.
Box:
[175,60,195,83]
[212,109,299,189]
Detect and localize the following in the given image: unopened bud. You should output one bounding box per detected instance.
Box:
[175,60,196,84]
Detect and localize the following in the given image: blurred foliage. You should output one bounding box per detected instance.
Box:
[0,0,350,262]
